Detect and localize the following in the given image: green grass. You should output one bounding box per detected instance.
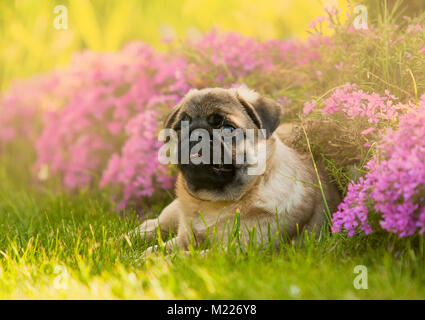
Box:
[1,179,424,299]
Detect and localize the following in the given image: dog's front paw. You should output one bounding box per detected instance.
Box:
[142,238,179,259]
[128,218,160,241]
[141,244,157,259]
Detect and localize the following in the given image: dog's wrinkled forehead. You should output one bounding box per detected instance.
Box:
[165,86,282,136]
[181,87,259,117]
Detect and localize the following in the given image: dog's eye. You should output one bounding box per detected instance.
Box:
[208,113,224,127]
[220,124,235,134]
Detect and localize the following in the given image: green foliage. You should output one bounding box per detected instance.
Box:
[365,0,425,22]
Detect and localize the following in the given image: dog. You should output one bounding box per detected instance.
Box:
[133,87,340,254]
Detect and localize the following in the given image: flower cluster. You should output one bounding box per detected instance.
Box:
[305,84,407,125]
[99,107,175,209]
[35,42,188,198]
[185,29,326,88]
[332,95,425,236]
[0,70,77,145]
[303,85,411,153]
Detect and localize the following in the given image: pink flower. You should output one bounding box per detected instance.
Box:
[335,62,344,71]
[308,20,318,29]
[277,96,292,107]
[32,42,187,204]
[317,84,406,125]
[317,16,326,23]
[325,6,338,18]
[332,102,425,237]
[407,24,423,33]
[308,16,326,30]
[303,100,317,115]
[361,127,376,135]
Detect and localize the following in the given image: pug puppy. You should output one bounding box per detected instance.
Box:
[133,87,340,253]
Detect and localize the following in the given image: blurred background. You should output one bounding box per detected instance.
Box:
[1,0,425,206]
[0,0,351,91]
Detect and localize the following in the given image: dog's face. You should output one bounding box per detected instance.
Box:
[164,87,281,201]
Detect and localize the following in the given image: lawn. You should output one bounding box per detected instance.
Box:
[1,178,424,299]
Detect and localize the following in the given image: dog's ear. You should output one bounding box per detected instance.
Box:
[236,92,282,138]
[164,104,182,129]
